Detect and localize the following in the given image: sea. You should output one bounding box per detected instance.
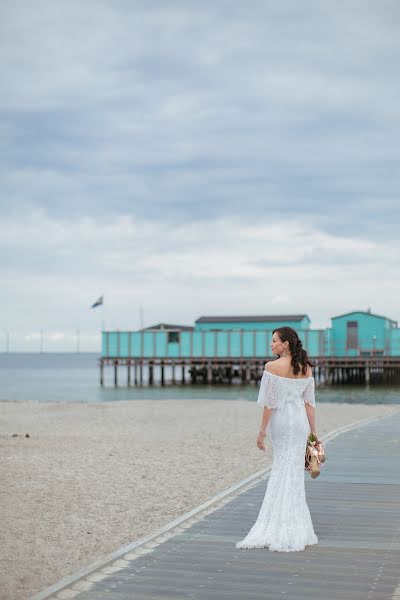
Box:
[0,353,400,404]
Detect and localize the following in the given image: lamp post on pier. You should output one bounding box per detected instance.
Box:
[372,335,377,357]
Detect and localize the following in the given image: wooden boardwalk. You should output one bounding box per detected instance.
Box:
[44,410,400,600]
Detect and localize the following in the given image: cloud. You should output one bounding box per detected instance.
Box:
[1,1,399,347]
[0,211,398,340]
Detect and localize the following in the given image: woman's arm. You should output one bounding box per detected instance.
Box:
[304,403,317,434]
[257,406,273,451]
[259,406,273,435]
[303,367,317,435]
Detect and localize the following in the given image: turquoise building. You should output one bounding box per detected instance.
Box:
[101,309,399,359]
[326,309,399,357]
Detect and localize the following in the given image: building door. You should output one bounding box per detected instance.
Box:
[346,321,358,351]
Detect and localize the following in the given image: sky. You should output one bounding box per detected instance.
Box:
[1,0,400,351]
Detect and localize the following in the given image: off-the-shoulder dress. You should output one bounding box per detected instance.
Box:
[235,370,318,552]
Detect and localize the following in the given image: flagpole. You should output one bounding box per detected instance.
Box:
[91,295,105,345]
[102,295,105,331]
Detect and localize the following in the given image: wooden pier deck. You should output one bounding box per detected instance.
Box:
[38,408,400,600]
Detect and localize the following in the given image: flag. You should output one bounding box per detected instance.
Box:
[91,295,104,309]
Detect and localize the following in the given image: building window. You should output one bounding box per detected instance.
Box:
[346,321,358,349]
[168,331,180,344]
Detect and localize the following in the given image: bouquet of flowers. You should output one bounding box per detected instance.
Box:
[305,432,326,478]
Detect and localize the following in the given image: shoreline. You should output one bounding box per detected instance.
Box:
[0,399,396,600]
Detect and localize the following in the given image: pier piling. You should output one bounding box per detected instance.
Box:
[98,357,400,388]
[100,361,104,386]
[161,361,165,385]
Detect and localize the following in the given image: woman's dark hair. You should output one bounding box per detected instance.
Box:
[272,326,314,376]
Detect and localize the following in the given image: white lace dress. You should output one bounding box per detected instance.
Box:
[236,371,318,552]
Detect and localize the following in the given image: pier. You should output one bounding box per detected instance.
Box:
[99,356,400,387]
[99,311,400,387]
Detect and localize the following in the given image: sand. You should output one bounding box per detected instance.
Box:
[0,399,396,600]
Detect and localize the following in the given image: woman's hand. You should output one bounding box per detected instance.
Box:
[256,431,266,451]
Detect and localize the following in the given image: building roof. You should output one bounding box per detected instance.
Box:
[139,322,194,331]
[331,310,397,325]
[195,314,309,324]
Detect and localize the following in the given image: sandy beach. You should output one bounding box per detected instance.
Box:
[0,399,396,600]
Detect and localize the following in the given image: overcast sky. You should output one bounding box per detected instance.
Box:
[1,0,400,351]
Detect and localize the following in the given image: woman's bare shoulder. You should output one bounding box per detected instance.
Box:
[264,360,279,374]
[265,360,312,378]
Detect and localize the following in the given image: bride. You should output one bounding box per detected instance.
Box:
[236,326,319,552]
